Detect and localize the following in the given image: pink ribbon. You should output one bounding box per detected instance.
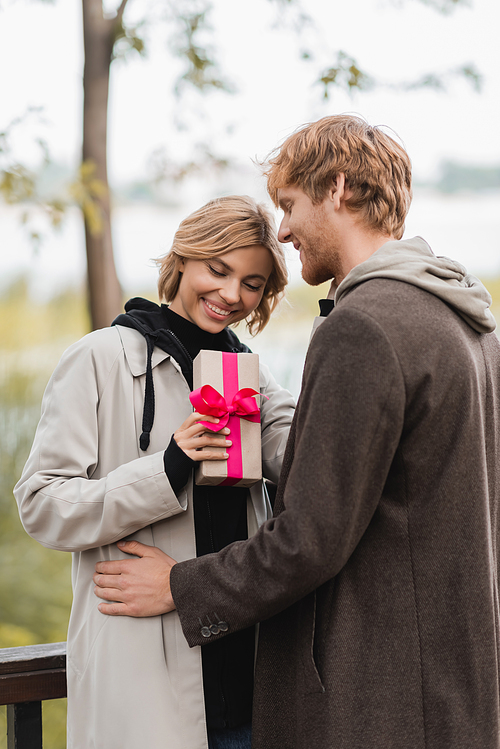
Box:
[189,385,261,432]
[189,352,262,486]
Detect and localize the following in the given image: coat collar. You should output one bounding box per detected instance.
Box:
[115,325,182,377]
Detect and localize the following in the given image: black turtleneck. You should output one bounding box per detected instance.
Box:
[161,305,233,360]
[319,298,335,316]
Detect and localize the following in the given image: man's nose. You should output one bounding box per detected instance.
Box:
[278,216,292,244]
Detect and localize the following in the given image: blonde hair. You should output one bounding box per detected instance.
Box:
[156,195,288,335]
[266,114,412,240]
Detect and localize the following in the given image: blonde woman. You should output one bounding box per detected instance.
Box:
[15,196,295,749]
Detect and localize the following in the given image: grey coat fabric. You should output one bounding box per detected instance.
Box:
[171,238,500,748]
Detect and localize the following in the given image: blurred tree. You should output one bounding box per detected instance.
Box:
[73,0,236,329]
[0,0,480,330]
[0,110,66,251]
[80,0,127,329]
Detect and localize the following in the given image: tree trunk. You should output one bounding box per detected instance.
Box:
[81,0,124,330]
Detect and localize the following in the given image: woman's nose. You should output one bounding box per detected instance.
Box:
[219,279,241,304]
[278,216,292,243]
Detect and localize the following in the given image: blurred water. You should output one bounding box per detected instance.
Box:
[1,188,499,401]
[1,189,499,302]
[403,189,500,277]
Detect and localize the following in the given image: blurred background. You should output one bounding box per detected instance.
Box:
[1,0,499,744]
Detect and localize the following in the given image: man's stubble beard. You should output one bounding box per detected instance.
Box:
[301,247,344,288]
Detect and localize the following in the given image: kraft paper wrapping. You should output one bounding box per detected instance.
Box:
[192,350,262,487]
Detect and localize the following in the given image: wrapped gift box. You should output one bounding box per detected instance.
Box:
[190,350,262,487]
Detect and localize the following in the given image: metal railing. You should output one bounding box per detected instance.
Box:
[0,642,66,748]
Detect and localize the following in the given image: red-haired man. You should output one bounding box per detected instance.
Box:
[95,116,500,749]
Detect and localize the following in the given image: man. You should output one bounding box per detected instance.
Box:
[94,115,500,748]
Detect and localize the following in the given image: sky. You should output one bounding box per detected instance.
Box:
[1,0,499,182]
[0,0,499,295]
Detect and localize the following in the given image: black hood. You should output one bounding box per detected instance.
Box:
[112,297,250,451]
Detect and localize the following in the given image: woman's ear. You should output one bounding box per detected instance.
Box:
[178,258,185,272]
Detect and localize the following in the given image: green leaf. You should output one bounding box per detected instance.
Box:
[112,17,147,62]
[319,51,374,98]
[68,161,106,235]
[171,3,234,95]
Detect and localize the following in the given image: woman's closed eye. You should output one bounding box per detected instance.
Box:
[207,263,226,278]
[245,281,263,292]
[207,262,262,292]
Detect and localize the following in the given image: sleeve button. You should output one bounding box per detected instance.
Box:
[209,624,220,635]
[201,626,211,638]
[218,621,229,632]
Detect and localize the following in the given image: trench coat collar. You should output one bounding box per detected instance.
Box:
[115,324,181,378]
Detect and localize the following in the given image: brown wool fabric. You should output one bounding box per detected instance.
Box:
[171,277,500,748]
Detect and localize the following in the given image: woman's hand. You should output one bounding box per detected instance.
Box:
[174,412,231,461]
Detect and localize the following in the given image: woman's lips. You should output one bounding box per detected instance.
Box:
[202,298,234,319]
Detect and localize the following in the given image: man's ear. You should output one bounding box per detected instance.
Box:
[329,173,346,210]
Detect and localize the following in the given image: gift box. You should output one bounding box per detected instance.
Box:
[190,350,262,487]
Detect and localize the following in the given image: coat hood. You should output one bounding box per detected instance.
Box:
[335,236,496,334]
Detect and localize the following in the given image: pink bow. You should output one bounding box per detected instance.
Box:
[189,385,261,431]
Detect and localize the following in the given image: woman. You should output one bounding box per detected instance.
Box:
[14,196,295,749]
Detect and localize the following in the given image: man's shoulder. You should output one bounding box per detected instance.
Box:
[308,285,401,363]
[338,276,426,310]
[313,277,467,360]
[316,278,416,336]
[331,277,451,331]
[316,276,500,368]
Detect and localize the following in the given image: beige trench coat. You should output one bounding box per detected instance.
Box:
[14,324,295,749]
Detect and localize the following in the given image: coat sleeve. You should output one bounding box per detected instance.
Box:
[171,307,406,646]
[259,363,295,484]
[14,332,187,552]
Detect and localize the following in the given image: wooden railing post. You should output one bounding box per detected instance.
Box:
[7,702,42,749]
[0,642,66,748]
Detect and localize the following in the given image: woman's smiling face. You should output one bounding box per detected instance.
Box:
[169,245,274,333]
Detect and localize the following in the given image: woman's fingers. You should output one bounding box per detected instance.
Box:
[174,411,232,461]
[174,413,227,442]
[181,422,230,441]
[177,411,221,432]
[186,431,231,447]
[178,432,232,461]
[189,448,229,462]
[176,429,231,449]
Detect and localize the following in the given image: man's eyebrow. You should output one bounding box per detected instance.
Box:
[211,257,267,282]
[278,196,292,210]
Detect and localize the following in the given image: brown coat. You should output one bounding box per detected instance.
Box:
[172,275,500,748]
